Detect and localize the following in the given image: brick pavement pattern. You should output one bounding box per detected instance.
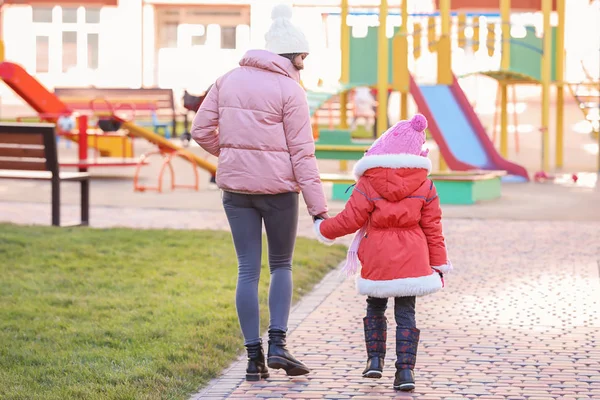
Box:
[200,219,600,399]
[1,202,599,399]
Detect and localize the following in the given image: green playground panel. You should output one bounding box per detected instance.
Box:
[472,177,503,202]
[317,150,365,161]
[349,26,400,87]
[432,176,502,205]
[332,183,354,201]
[315,129,370,160]
[330,175,503,204]
[509,26,557,82]
[316,129,356,145]
[347,25,557,86]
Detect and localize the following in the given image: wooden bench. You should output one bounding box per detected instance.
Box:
[0,123,90,226]
[54,87,177,138]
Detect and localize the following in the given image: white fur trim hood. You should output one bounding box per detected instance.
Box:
[313,219,335,246]
[353,154,432,180]
[356,272,443,297]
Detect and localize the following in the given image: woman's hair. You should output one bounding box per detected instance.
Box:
[279,53,304,70]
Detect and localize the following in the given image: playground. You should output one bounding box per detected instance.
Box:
[1,0,600,399]
[0,0,598,208]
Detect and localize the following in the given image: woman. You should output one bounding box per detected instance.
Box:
[191,4,329,381]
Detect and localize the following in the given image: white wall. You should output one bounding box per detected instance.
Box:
[0,0,143,110]
[96,0,143,88]
[1,6,34,107]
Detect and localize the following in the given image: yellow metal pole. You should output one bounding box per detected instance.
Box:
[376,0,389,136]
[0,4,4,64]
[413,22,422,59]
[458,13,467,49]
[555,0,565,168]
[437,0,452,85]
[500,0,510,71]
[500,82,509,157]
[437,0,450,170]
[472,17,480,52]
[439,154,448,171]
[400,0,409,120]
[339,0,349,130]
[427,16,437,53]
[498,0,510,157]
[486,22,496,57]
[340,160,348,172]
[541,0,552,172]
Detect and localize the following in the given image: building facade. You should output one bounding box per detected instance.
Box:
[0,0,321,110]
[0,0,596,113]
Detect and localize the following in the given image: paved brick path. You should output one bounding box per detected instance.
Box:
[2,202,599,399]
[197,219,600,399]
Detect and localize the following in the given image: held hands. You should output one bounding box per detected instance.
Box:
[312,214,335,245]
[312,213,330,222]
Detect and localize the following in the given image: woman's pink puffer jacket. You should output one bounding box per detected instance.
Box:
[191,49,328,216]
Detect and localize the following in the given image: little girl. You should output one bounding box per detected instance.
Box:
[314,114,452,391]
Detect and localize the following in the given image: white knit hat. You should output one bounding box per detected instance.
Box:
[264,4,310,54]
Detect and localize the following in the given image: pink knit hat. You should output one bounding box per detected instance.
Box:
[366,114,429,157]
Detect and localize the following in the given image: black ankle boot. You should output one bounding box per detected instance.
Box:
[245,340,269,381]
[267,329,310,376]
[362,315,387,379]
[393,327,420,391]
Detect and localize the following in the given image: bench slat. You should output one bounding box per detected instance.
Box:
[0,146,46,158]
[0,159,47,171]
[0,170,89,181]
[0,133,44,145]
[59,157,144,167]
[55,88,174,110]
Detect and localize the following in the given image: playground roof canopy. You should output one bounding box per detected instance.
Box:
[434,0,558,11]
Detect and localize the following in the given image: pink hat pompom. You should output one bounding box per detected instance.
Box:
[411,114,427,132]
[365,113,430,157]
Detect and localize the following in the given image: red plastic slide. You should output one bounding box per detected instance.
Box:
[0,62,71,117]
[409,73,529,182]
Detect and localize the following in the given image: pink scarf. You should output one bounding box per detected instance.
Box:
[340,224,368,277]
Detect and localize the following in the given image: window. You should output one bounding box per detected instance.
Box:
[32,7,53,23]
[32,6,101,74]
[88,33,99,70]
[35,36,49,73]
[191,34,207,46]
[85,8,101,24]
[161,23,178,48]
[62,7,77,23]
[221,26,236,49]
[62,31,77,72]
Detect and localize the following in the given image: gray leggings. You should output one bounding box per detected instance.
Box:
[222,191,299,346]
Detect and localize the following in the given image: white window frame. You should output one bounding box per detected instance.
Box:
[32,6,101,74]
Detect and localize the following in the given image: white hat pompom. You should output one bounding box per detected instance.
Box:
[271,3,293,20]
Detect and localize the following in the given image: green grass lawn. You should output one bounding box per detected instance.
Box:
[0,224,346,400]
